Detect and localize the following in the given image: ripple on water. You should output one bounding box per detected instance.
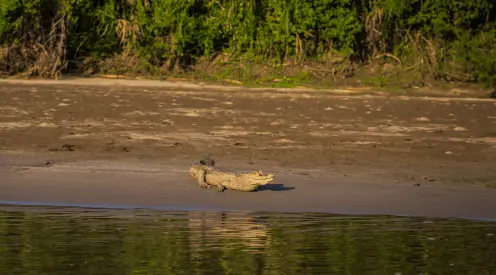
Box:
[0,205,495,275]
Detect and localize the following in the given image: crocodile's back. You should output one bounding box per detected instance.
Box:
[201,168,266,191]
[190,162,274,192]
[204,171,238,185]
[214,171,274,191]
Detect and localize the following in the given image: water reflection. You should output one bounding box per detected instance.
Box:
[0,205,495,275]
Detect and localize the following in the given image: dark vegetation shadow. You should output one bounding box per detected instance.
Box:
[257,184,295,192]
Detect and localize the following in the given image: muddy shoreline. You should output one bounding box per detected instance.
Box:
[1,156,496,220]
[1,79,495,219]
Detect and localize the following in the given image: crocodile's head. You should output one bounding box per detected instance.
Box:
[189,159,215,179]
[189,165,200,179]
[189,165,202,179]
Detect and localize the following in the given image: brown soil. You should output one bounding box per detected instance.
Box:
[1,78,496,219]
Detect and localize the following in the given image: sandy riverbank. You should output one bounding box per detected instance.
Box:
[0,79,495,219]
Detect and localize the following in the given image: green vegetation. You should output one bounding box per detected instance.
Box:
[0,0,495,89]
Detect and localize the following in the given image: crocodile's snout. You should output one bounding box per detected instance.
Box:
[189,167,199,178]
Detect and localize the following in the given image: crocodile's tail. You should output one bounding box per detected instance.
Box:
[249,171,275,187]
[256,170,274,181]
[243,183,264,192]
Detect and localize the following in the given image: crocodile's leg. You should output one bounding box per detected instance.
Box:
[216,182,227,192]
[197,169,212,189]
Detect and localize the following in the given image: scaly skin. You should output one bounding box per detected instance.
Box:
[189,159,275,192]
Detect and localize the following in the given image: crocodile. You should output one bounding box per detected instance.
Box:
[189,158,275,192]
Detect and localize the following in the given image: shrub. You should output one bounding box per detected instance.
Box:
[0,0,494,87]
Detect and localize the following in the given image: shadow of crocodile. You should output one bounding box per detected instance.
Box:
[257,184,295,192]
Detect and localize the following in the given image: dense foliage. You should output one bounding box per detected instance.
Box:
[0,0,494,87]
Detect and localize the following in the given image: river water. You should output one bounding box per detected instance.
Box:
[0,205,495,275]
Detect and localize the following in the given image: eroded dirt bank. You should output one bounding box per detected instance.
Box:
[0,79,495,218]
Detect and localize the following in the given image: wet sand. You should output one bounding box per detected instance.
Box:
[0,79,495,219]
[1,157,496,220]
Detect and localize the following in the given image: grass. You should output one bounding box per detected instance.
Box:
[82,56,492,99]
